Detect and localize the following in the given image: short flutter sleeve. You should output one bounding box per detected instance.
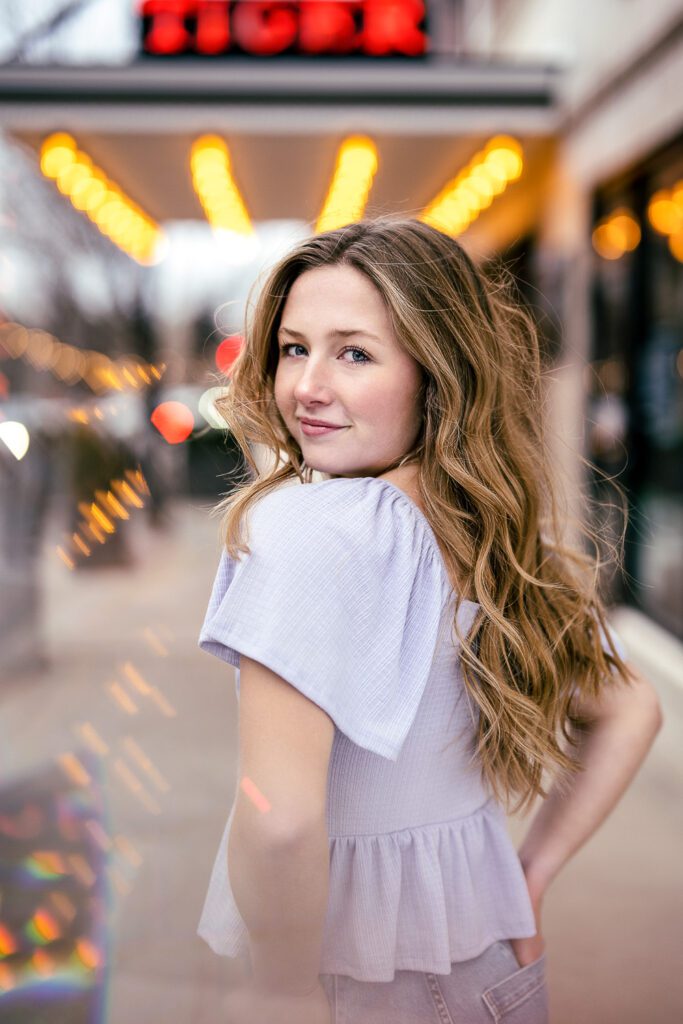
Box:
[198,478,450,761]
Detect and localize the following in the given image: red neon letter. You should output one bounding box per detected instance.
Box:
[195,0,230,54]
[232,1,298,56]
[141,0,194,55]
[298,1,360,55]
[363,0,427,56]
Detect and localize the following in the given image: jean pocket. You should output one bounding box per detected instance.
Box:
[481,945,548,1024]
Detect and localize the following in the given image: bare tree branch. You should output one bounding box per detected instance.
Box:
[5,0,98,63]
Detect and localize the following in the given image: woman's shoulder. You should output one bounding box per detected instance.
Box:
[240,476,445,586]
[245,476,479,606]
[250,475,437,550]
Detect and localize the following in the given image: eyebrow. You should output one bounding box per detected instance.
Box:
[278,326,383,343]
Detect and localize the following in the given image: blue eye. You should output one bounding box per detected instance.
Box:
[279,343,305,357]
[278,343,371,365]
[343,346,372,364]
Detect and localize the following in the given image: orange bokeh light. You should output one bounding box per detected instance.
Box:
[150,401,195,444]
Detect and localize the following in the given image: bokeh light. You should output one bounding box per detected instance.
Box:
[316,136,378,233]
[647,182,683,236]
[190,136,253,235]
[150,401,195,444]
[0,420,30,460]
[592,207,641,260]
[420,135,524,236]
[215,334,243,375]
[39,133,164,265]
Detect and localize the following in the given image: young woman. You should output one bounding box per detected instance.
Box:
[196,218,663,1024]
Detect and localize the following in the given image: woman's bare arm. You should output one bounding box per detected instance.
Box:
[517,663,664,896]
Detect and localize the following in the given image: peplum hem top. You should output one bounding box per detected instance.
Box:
[196,474,629,983]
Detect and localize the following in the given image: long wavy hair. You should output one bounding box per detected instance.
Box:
[210,217,636,816]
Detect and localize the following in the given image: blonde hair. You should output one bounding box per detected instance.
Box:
[210,217,636,815]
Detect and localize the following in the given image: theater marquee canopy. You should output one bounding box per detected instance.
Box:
[0,40,560,253]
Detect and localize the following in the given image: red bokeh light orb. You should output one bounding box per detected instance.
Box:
[216,334,243,375]
[150,401,195,444]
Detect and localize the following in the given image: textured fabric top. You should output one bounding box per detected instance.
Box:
[196,475,629,982]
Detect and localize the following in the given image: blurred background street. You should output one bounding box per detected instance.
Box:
[0,0,682,1021]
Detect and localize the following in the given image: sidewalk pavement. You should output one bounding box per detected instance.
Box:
[1,497,244,1023]
[1,498,681,1023]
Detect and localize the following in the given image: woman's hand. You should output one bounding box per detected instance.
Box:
[222,979,332,1024]
[508,873,547,969]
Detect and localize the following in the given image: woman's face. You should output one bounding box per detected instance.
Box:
[273,264,424,478]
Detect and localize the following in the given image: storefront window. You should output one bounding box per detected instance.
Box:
[590,137,683,638]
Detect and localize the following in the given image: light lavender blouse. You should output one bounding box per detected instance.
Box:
[196,475,628,983]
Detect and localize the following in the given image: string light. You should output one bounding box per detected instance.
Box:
[420,135,523,236]
[316,136,378,233]
[40,133,164,265]
[0,321,164,395]
[190,135,252,235]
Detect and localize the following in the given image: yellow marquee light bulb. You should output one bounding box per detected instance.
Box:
[442,202,470,231]
[70,174,97,208]
[192,134,227,155]
[483,136,523,179]
[86,193,112,220]
[107,199,128,223]
[481,163,507,194]
[457,185,483,213]
[70,171,94,194]
[472,189,493,211]
[44,149,76,180]
[42,131,77,151]
[485,134,522,157]
[196,145,228,164]
[40,133,77,178]
[117,208,136,231]
[341,137,378,174]
[466,171,494,202]
[81,178,108,210]
[57,159,92,195]
[485,148,523,181]
[95,202,123,229]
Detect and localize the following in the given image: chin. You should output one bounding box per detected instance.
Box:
[304,458,358,478]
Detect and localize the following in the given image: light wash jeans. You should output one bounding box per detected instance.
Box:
[319,940,548,1023]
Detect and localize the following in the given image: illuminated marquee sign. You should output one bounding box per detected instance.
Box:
[139,1,429,58]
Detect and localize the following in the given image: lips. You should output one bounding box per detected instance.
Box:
[299,419,348,437]
[299,418,344,427]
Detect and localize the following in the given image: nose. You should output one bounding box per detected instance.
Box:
[292,353,335,404]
